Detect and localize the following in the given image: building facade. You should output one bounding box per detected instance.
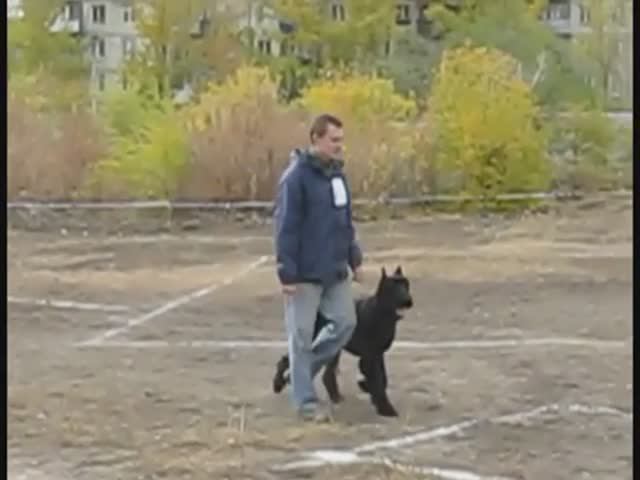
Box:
[541,0,633,108]
[48,0,138,98]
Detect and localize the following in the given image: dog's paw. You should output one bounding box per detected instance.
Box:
[357,379,370,394]
[272,372,289,394]
[375,403,398,417]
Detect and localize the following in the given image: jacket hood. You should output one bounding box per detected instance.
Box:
[290,148,345,177]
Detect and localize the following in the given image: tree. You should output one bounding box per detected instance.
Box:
[126,0,246,99]
[575,0,631,108]
[375,30,443,102]
[8,0,90,110]
[428,43,551,197]
[426,0,598,109]
[271,0,396,66]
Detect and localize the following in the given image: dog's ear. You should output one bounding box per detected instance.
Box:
[394,265,403,276]
[381,267,387,278]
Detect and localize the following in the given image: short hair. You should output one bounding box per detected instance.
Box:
[309,114,343,142]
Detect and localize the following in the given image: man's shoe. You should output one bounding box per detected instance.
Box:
[298,403,332,423]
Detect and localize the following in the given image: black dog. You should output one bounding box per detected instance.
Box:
[273,266,413,417]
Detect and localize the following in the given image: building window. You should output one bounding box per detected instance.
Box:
[66,2,82,20]
[97,73,106,91]
[610,5,625,25]
[545,2,570,20]
[608,73,620,97]
[396,4,411,25]
[92,36,106,58]
[92,4,106,24]
[122,38,134,58]
[123,7,135,23]
[331,3,346,21]
[122,73,128,90]
[579,5,590,24]
[257,39,272,55]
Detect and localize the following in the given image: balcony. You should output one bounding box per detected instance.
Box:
[49,2,82,35]
[49,16,81,34]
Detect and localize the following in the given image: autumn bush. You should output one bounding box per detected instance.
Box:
[181,66,308,200]
[428,43,552,199]
[296,69,425,197]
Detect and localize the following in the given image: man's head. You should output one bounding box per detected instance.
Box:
[309,114,344,161]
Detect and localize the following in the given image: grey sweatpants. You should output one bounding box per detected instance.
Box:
[284,277,357,410]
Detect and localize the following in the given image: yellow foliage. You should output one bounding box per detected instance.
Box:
[186,66,280,132]
[297,71,419,196]
[428,43,551,197]
[297,70,417,124]
[91,90,190,199]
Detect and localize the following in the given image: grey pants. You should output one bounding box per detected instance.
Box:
[284,277,357,410]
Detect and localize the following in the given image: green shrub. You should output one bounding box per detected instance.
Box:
[90,89,190,199]
[548,107,627,191]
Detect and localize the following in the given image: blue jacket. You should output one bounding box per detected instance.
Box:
[274,148,363,286]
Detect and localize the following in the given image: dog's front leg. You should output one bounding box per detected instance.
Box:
[322,352,344,403]
[367,355,398,417]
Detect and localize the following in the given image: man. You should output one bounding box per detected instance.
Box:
[274,113,363,422]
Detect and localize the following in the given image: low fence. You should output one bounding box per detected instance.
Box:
[6,189,633,212]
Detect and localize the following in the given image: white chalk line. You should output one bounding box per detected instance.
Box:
[74,336,628,350]
[567,403,633,420]
[354,404,558,454]
[275,451,512,480]
[272,402,631,477]
[8,296,131,313]
[76,256,270,346]
[33,234,275,250]
[367,247,630,261]
[25,236,630,261]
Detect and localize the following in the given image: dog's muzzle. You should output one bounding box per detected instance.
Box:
[401,298,413,309]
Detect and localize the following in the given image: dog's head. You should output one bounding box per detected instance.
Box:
[375,265,413,317]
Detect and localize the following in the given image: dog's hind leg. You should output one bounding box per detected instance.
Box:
[357,357,370,394]
[322,352,344,403]
[272,354,290,394]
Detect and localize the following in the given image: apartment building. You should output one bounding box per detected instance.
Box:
[235,1,449,59]
[48,0,138,98]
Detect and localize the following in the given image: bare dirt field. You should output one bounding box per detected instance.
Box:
[8,197,633,480]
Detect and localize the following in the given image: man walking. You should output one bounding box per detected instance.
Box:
[274,114,363,421]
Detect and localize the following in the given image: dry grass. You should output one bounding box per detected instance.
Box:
[179,100,309,201]
[7,98,105,200]
[8,381,362,479]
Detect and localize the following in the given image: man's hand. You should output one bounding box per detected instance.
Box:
[352,267,364,283]
[282,284,297,295]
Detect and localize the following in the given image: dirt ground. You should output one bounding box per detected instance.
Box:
[8,198,633,480]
